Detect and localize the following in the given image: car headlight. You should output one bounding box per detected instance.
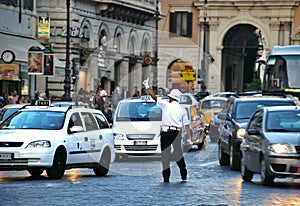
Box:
[26,140,51,148]
[236,128,245,139]
[268,144,297,154]
[114,133,125,140]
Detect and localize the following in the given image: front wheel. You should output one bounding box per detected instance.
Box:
[241,156,253,181]
[46,149,66,179]
[218,142,229,166]
[93,149,111,176]
[230,143,240,171]
[260,157,274,186]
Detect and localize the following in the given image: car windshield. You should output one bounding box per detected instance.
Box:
[202,100,226,109]
[0,111,66,130]
[116,102,162,121]
[0,108,22,121]
[266,110,300,132]
[236,101,295,120]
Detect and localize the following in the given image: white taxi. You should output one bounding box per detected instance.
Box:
[0,100,115,179]
[112,96,162,159]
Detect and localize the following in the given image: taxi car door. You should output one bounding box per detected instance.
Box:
[67,112,88,164]
[93,112,114,152]
[81,112,103,163]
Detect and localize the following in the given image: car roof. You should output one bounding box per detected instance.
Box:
[228,95,295,102]
[263,105,300,112]
[2,104,29,109]
[118,95,156,103]
[201,96,228,101]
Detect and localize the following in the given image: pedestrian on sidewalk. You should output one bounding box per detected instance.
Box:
[143,77,192,183]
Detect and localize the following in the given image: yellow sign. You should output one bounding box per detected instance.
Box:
[0,64,20,80]
[181,69,196,81]
[38,17,50,39]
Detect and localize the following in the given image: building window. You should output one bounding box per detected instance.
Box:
[23,0,33,11]
[170,12,192,38]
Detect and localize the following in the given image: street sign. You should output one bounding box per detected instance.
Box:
[181,69,196,81]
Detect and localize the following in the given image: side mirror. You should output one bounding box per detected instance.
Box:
[247,128,260,135]
[225,114,232,121]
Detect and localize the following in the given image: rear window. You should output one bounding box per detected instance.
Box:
[235,100,295,120]
[116,101,162,121]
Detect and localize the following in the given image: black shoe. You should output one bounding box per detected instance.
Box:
[164,179,169,183]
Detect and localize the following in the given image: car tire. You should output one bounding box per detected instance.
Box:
[93,148,111,176]
[260,157,274,186]
[46,149,66,179]
[241,156,253,181]
[27,168,44,177]
[230,142,240,171]
[218,142,229,165]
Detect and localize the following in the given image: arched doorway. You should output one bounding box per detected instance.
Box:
[168,59,193,93]
[221,24,262,92]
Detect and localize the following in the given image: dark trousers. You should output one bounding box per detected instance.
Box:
[160,129,187,181]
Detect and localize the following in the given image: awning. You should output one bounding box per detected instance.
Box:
[0,32,64,68]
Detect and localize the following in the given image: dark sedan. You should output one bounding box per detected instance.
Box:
[240,106,300,186]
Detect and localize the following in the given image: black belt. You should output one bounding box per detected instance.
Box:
[162,126,181,131]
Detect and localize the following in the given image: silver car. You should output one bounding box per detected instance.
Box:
[241,106,300,186]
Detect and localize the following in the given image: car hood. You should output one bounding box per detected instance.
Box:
[234,120,248,128]
[113,121,161,135]
[201,108,223,124]
[265,132,300,144]
[0,129,64,142]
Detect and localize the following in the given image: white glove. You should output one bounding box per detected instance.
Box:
[143,78,150,89]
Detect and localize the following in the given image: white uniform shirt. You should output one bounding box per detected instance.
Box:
[157,98,189,128]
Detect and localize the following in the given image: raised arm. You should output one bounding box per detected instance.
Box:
[143,78,157,102]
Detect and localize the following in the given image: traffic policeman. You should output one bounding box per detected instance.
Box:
[143,78,192,182]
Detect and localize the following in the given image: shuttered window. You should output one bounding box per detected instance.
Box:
[169,12,192,38]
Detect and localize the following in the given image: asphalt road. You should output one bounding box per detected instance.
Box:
[0,141,300,206]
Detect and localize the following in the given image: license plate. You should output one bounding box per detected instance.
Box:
[134,141,147,145]
[0,153,14,160]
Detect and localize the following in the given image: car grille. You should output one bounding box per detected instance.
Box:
[271,164,286,172]
[0,159,29,170]
[114,145,121,150]
[127,134,155,140]
[124,145,158,151]
[0,142,23,147]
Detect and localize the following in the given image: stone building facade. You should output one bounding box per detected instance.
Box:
[158,0,300,94]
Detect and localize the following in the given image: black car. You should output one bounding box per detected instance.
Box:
[241,106,300,185]
[217,94,296,171]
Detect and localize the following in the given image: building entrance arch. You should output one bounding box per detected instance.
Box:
[221,24,262,92]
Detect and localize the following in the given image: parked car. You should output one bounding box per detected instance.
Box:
[0,104,28,123]
[0,100,115,179]
[181,104,206,151]
[240,106,300,186]
[112,95,162,159]
[218,94,296,171]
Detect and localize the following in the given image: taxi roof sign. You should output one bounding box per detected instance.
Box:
[36,100,51,106]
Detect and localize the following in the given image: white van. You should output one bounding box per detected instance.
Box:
[112,95,162,159]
